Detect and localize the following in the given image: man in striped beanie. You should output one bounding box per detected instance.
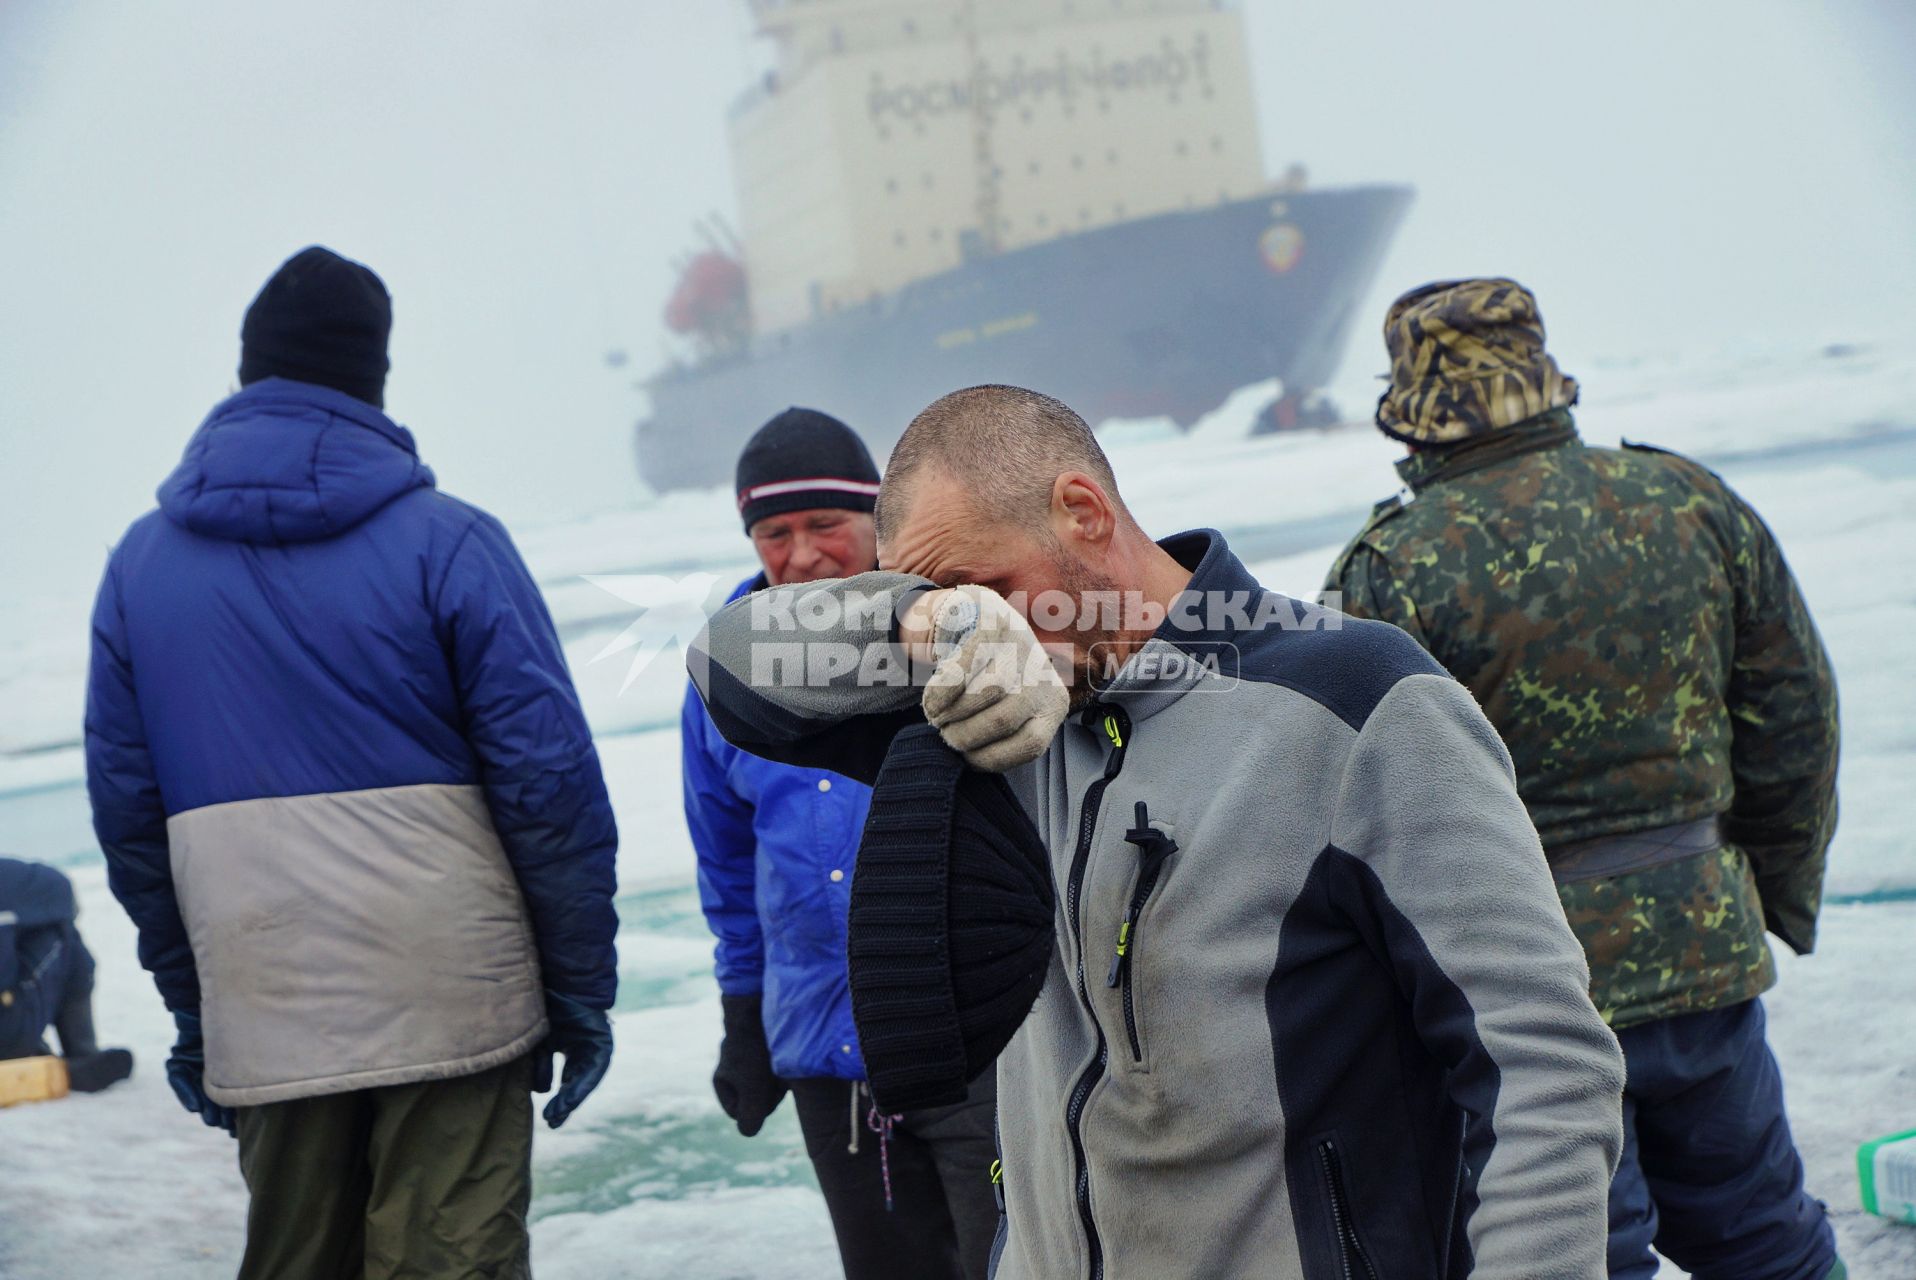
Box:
[683,407,1000,1279]
[733,406,883,573]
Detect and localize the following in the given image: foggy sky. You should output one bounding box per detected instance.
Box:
[1,0,1912,604]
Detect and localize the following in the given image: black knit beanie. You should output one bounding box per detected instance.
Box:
[239,246,392,408]
[848,724,1056,1114]
[735,407,881,533]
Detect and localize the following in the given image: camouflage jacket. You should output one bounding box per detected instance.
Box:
[1326,411,1839,1028]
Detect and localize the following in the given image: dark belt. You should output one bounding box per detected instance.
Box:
[1546,817,1721,884]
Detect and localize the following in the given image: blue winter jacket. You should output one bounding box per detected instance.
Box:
[682,574,871,1081]
[84,378,618,1106]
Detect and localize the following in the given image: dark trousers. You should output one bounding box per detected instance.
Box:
[1607,999,1837,1280]
[0,921,94,1059]
[791,1073,1000,1280]
[234,1054,534,1280]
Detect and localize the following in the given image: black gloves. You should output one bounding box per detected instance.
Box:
[532,990,613,1130]
[166,1010,235,1136]
[713,993,786,1137]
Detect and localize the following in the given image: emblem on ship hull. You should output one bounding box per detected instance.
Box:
[1260,223,1304,274]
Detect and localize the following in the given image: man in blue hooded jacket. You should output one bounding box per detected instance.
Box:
[683,408,999,1279]
[84,247,618,1279]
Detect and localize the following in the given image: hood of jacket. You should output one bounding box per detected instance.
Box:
[158,377,434,544]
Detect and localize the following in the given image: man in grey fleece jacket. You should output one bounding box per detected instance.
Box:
[688,385,1625,1280]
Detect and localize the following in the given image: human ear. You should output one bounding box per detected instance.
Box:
[1052,471,1114,546]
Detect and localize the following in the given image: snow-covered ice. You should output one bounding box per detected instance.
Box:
[1,344,1912,1278]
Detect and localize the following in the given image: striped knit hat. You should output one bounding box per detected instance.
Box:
[735,407,881,533]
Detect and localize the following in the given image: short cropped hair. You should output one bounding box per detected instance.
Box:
[876,384,1122,541]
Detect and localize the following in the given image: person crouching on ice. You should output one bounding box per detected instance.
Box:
[683,408,1000,1279]
[0,856,134,1096]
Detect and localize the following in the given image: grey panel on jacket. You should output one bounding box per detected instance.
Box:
[168,782,547,1106]
[993,677,1340,1279]
[1326,674,1625,1278]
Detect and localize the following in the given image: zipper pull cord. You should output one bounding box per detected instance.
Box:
[867,1100,902,1211]
[1108,801,1178,986]
[1105,908,1139,987]
[1106,802,1153,986]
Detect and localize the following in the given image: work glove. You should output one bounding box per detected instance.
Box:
[531,990,613,1130]
[712,993,786,1137]
[920,585,1071,773]
[166,1010,235,1137]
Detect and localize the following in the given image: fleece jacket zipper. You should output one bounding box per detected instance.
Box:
[1317,1138,1381,1280]
[1104,799,1177,1063]
[1064,704,1129,1280]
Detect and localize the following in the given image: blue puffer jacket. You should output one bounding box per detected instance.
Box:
[682,574,871,1081]
[84,377,618,1106]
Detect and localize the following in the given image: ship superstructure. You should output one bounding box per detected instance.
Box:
[643,1,1411,490]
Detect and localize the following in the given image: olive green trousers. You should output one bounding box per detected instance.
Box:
[234,1055,534,1280]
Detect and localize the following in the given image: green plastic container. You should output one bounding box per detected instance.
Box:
[1858,1128,1916,1225]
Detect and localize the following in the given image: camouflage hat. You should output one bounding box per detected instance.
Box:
[1374,278,1579,445]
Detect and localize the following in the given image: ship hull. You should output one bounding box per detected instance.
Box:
[638,183,1412,492]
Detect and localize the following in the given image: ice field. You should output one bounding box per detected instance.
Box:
[2,343,1914,1277]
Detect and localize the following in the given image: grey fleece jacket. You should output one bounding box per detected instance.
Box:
[688,529,1625,1280]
